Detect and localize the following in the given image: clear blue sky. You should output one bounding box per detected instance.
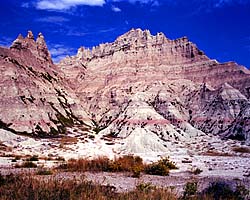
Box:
[0,0,249,67]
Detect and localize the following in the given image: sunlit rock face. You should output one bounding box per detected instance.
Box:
[1,28,250,154]
[59,28,250,146]
[0,31,92,137]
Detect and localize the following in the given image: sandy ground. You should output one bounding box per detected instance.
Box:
[0,128,250,195]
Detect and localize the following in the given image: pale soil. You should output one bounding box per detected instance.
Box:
[0,128,250,195]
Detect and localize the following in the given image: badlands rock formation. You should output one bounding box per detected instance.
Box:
[0,28,249,158]
[0,31,92,137]
[59,28,250,148]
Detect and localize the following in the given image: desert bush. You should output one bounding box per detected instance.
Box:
[109,155,144,172]
[232,147,250,153]
[202,181,249,200]
[57,156,178,177]
[183,181,198,198]
[131,166,142,178]
[15,161,37,168]
[191,167,203,175]
[55,156,65,161]
[36,168,53,175]
[145,157,178,176]
[145,161,170,176]
[58,155,144,174]
[136,183,156,193]
[58,156,110,172]
[26,155,39,161]
[11,155,21,162]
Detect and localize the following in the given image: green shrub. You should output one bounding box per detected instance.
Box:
[131,166,142,178]
[145,157,177,176]
[145,162,170,176]
[136,183,156,193]
[183,181,198,197]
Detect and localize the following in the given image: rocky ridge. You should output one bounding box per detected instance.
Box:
[59,28,250,151]
[0,28,249,160]
[0,31,92,137]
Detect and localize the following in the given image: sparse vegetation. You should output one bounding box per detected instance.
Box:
[203,150,232,156]
[57,155,144,175]
[232,146,250,153]
[182,181,198,198]
[57,156,177,177]
[59,137,78,146]
[190,167,203,175]
[0,173,177,200]
[36,168,53,175]
[145,157,178,176]
[15,161,37,168]
[109,155,144,173]
[11,156,21,162]
[26,155,39,162]
[0,173,248,200]
[201,181,249,200]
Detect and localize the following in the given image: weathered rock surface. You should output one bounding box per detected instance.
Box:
[1,28,250,158]
[59,28,250,148]
[0,31,92,137]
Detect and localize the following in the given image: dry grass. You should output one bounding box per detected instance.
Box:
[58,156,110,172]
[59,136,78,144]
[57,156,178,177]
[0,142,12,152]
[0,173,247,200]
[0,173,177,200]
[232,147,250,153]
[15,161,37,168]
[202,150,232,157]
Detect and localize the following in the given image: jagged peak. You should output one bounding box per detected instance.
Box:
[10,31,52,63]
[36,32,46,46]
[116,28,167,42]
[17,34,24,40]
[67,28,209,64]
[26,30,35,40]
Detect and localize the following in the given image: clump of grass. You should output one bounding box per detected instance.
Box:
[55,156,65,161]
[26,155,39,162]
[58,156,110,172]
[190,167,203,175]
[15,161,37,168]
[232,147,250,153]
[145,157,178,176]
[109,155,144,173]
[11,155,21,162]
[136,183,156,193]
[182,181,198,198]
[36,168,53,175]
[59,137,78,146]
[201,181,249,200]
[203,150,232,156]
